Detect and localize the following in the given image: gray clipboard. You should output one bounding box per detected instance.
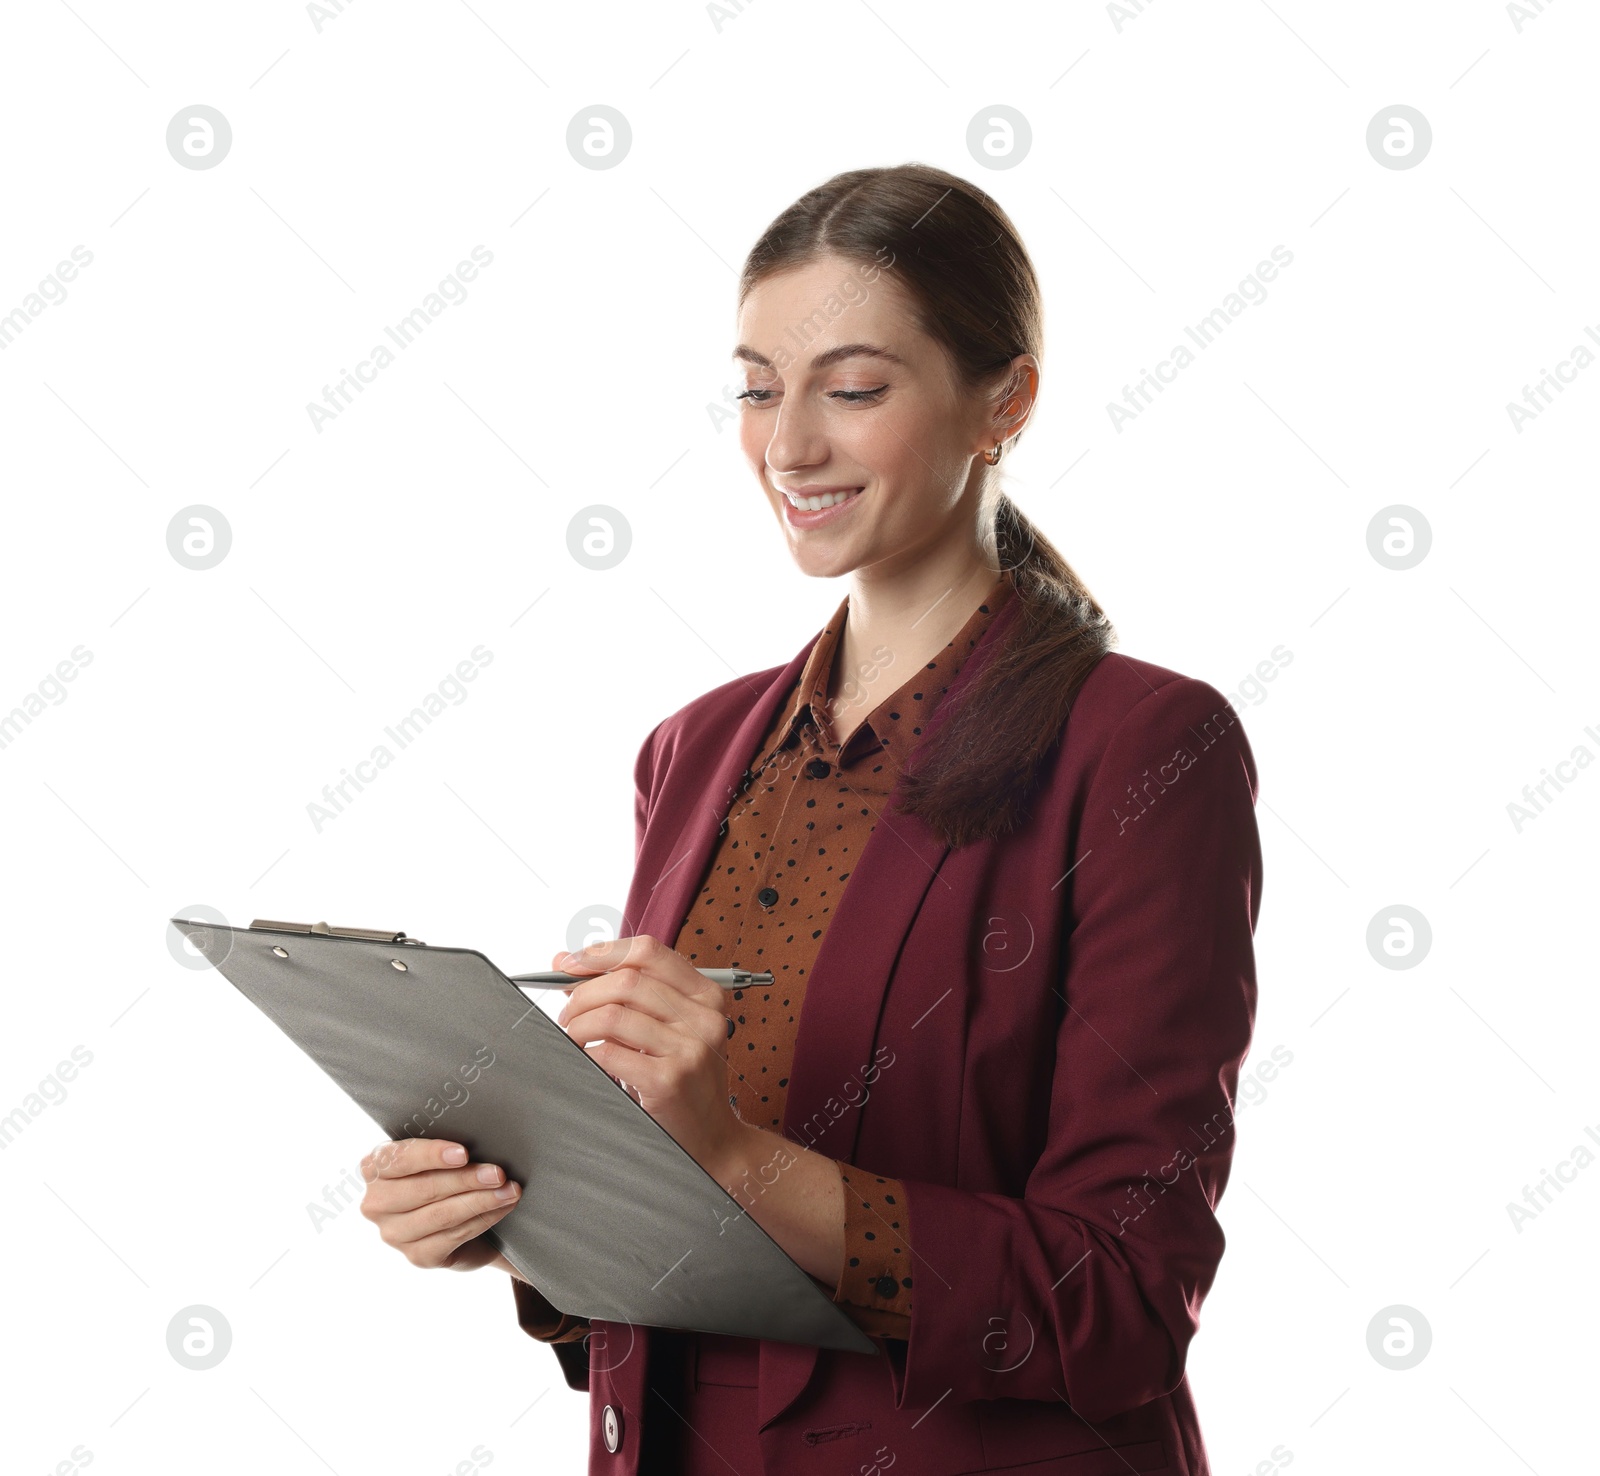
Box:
[169,916,878,1356]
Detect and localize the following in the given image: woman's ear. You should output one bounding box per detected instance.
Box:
[989,356,1041,446]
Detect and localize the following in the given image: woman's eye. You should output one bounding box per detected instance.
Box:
[735,385,887,405]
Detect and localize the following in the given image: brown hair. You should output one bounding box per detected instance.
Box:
[738,162,1118,848]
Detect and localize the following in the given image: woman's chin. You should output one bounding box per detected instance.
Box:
[783,527,867,571]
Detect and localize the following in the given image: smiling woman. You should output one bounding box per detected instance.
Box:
[359,162,1263,1476]
[725,165,1118,847]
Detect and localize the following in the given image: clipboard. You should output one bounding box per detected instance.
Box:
[169,916,878,1356]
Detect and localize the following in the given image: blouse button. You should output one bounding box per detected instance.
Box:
[874,1274,899,1299]
[756,886,779,907]
[804,758,831,779]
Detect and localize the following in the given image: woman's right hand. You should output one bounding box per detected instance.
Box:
[359,1138,523,1274]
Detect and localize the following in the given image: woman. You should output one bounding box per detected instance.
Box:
[360,162,1262,1475]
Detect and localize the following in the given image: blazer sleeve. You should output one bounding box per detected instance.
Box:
[883,677,1262,1423]
[633,715,662,853]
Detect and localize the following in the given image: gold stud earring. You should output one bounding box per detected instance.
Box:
[982,440,1004,465]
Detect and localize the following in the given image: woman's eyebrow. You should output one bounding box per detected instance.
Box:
[732,342,906,370]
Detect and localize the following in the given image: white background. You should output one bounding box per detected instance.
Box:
[3,1,1595,1472]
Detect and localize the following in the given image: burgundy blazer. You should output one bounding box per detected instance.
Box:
[545,592,1262,1476]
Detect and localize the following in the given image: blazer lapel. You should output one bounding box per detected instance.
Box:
[754,791,952,1429]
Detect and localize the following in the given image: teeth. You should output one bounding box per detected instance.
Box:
[786,488,862,511]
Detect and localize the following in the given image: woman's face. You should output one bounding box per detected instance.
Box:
[734,255,996,581]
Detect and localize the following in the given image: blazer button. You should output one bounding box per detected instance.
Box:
[804,758,831,779]
[757,886,779,907]
[602,1402,622,1453]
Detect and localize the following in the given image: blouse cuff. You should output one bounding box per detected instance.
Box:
[511,1275,591,1344]
[832,1162,915,1323]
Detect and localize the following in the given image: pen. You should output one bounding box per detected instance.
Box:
[511,967,775,990]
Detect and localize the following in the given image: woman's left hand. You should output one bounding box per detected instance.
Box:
[554,934,750,1175]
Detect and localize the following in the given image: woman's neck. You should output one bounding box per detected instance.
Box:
[827,555,1003,739]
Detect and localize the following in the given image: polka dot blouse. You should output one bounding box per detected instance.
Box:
[672,569,1015,1339]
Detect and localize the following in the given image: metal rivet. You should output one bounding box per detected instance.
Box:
[271,946,288,958]
[391,959,408,972]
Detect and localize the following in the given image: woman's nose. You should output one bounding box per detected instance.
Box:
[763,398,827,475]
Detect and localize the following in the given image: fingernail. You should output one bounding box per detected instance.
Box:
[442,1144,467,1164]
[477,1164,502,1184]
[559,950,585,969]
[494,1183,519,1200]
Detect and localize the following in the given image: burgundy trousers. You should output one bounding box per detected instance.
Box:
[640,1328,766,1473]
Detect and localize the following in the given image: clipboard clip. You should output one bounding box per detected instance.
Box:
[251,918,425,945]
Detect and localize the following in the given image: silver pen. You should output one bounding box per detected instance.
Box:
[510,966,775,990]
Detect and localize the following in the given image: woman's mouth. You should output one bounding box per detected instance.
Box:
[780,485,865,528]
